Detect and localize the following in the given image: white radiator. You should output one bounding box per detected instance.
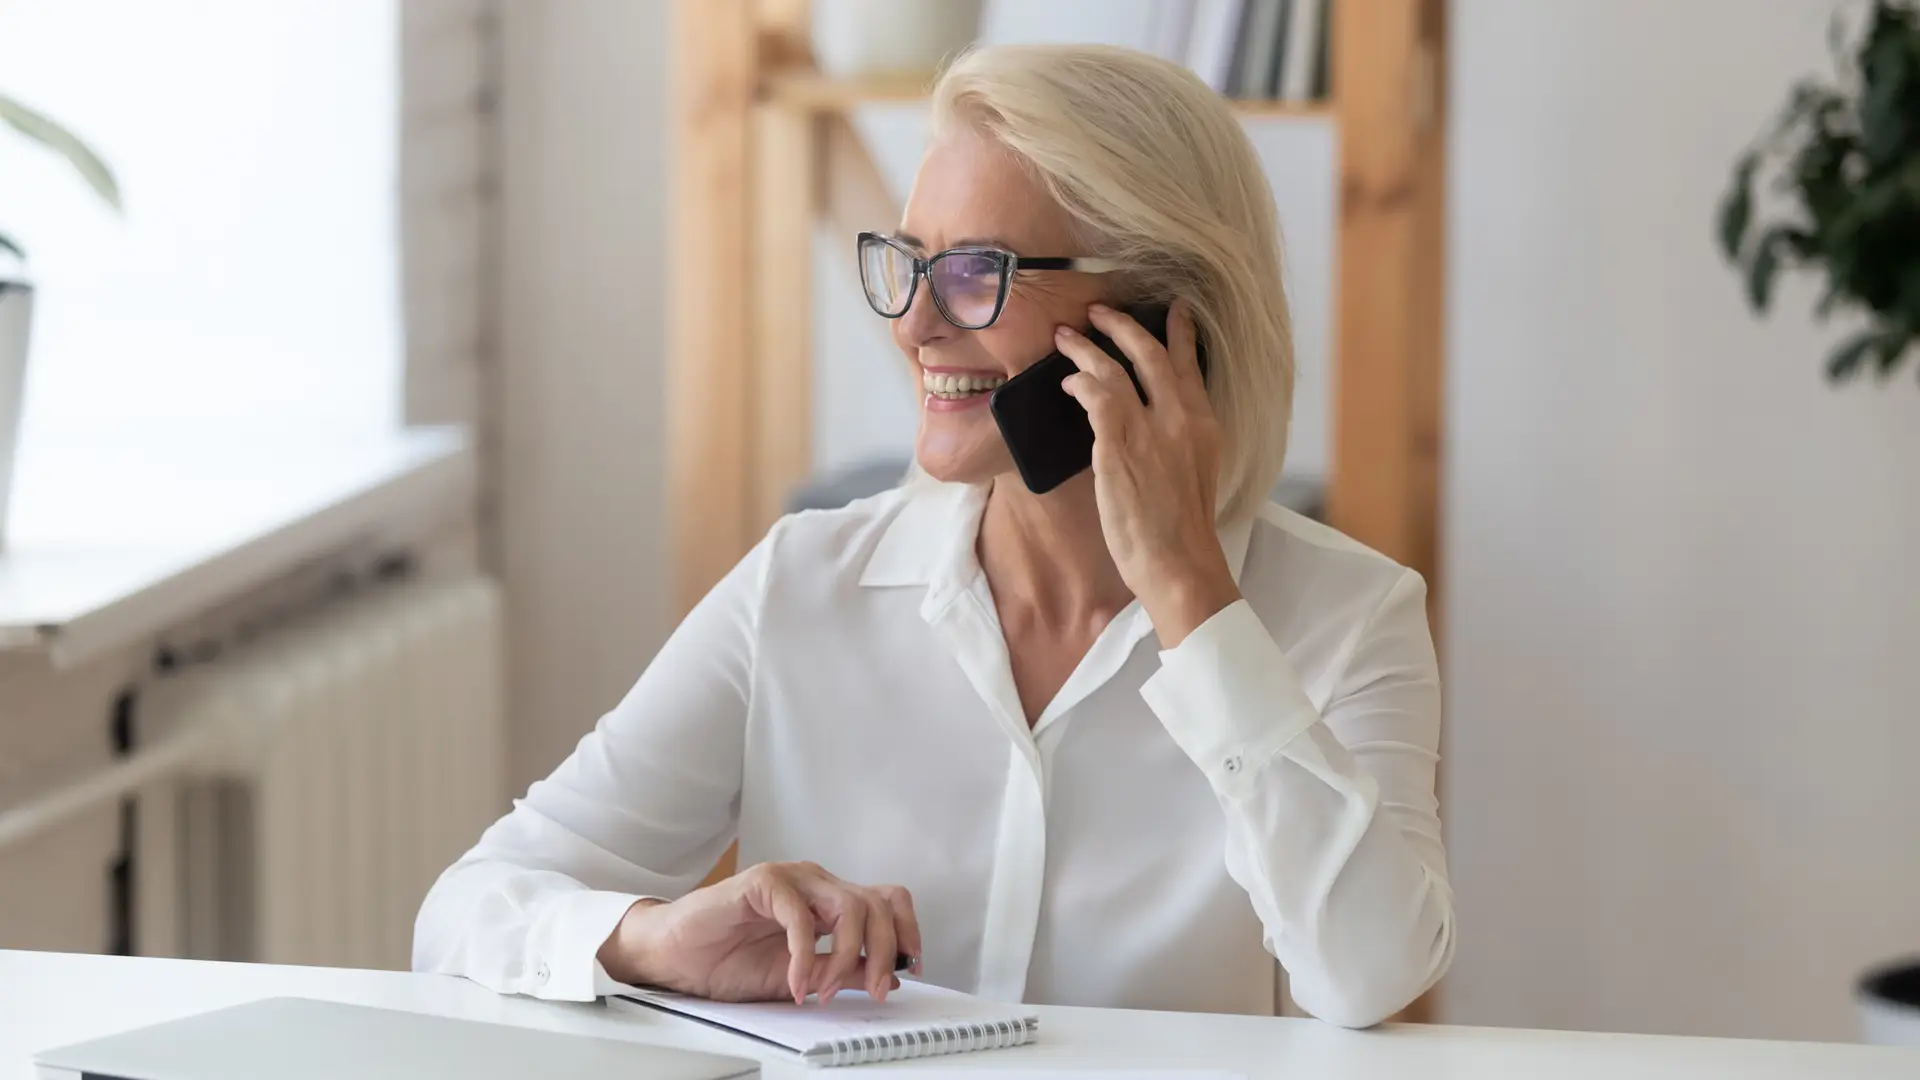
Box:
[139,573,507,971]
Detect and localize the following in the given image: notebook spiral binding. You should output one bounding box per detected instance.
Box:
[808,1016,1040,1067]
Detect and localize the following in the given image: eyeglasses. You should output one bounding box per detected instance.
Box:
[857,231,1126,331]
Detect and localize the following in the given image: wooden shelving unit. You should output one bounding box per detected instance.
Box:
[762,66,1337,121]
[670,1,1446,1018]
[760,68,935,109]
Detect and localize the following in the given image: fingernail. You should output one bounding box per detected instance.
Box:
[1089,303,1112,314]
[1055,324,1077,340]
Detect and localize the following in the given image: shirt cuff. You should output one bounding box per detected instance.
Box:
[530,889,649,1001]
[1139,599,1321,793]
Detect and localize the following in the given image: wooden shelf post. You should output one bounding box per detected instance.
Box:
[747,3,820,530]
[671,0,759,615]
[1328,0,1447,606]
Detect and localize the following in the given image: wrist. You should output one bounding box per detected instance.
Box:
[597,898,669,987]
[1143,560,1240,648]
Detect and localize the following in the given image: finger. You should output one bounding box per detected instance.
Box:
[859,890,899,1002]
[1165,298,1207,402]
[1054,324,1133,387]
[763,878,817,1006]
[1060,372,1133,445]
[877,885,923,976]
[1087,303,1175,407]
[816,888,869,1003]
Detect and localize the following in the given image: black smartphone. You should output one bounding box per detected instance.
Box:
[988,303,1208,494]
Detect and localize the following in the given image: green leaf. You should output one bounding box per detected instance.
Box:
[1768,81,1845,148]
[1746,229,1785,312]
[1857,30,1911,166]
[1827,328,1882,381]
[1778,226,1819,258]
[1718,151,1758,260]
[0,93,121,211]
[1873,327,1912,378]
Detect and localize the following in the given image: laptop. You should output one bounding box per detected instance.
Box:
[33,996,762,1080]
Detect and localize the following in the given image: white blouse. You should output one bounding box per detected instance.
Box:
[414,480,1454,1028]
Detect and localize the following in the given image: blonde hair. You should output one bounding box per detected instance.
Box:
[930,43,1293,524]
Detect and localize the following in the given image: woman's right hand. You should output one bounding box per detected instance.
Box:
[596,861,922,1005]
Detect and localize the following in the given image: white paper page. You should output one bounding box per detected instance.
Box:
[854,1071,1246,1080]
[620,981,1037,1053]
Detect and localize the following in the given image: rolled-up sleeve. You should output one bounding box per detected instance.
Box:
[411,535,769,1000]
[1139,570,1454,1028]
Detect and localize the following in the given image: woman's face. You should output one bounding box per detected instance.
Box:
[894,130,1109,484]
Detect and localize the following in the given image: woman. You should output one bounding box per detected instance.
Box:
[415,43,1453,1029]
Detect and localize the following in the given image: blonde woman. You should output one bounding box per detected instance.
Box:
[416,43,1453,1028]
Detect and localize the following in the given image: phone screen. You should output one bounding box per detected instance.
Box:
[988,305,1204,494]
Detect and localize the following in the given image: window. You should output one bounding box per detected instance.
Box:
[0,0,398,439]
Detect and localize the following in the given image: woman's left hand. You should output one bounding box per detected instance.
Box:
[1056,300,1242,647]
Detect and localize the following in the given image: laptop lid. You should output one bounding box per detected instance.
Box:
[34,996,762,1080]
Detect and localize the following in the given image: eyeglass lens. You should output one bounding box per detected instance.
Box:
[927,251,1003,328]
[861,238,916,316]
[860,237,1006,329]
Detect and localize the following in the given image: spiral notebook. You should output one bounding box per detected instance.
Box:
[613,981,1039,1067]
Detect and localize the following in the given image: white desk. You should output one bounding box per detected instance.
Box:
[3,951,1916,1079]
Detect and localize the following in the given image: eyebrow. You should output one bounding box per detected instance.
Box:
[891,231,1017,252]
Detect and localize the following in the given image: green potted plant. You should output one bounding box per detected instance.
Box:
[1717,0,1918,385]
[1717,0,1919,1046]
[0,92,119,548]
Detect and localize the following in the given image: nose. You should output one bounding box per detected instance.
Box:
[895,274,956,350]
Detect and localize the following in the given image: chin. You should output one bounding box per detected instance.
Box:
[913,416,1011,485]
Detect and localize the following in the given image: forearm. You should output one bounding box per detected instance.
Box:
[1214,721,1454,1027]
[1141,591,1454,1027]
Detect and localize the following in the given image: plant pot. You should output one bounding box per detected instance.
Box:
[811,0,982,79]
[0,264,30,552]
[1857,957,1920,1046]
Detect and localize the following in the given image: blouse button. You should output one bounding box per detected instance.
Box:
[534,961,551,985]
[1223,754,1243,774]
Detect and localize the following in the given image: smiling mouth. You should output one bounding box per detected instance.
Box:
[923,371,1008,400]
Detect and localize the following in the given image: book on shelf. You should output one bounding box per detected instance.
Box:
[1231,0,1286,100]
[1309,0,1331,100]
[1279,0,1322,101]
[1180,0,1331,103]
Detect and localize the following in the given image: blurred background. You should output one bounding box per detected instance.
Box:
[2,0,1917,1048]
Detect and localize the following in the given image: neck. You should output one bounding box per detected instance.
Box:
[977,470,1134,626]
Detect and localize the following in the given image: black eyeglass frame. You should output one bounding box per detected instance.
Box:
[856,231,1127,330]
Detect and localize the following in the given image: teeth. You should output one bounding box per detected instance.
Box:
[923,371,1007,398]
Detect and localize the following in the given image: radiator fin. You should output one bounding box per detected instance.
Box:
[148,574,506,971]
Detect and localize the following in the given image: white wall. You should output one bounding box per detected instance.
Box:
[1444,0,1920,1041]
[812,1,1336,484]
[496,0,671,789]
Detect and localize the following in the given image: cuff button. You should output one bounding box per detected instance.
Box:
[534,961,551,984]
